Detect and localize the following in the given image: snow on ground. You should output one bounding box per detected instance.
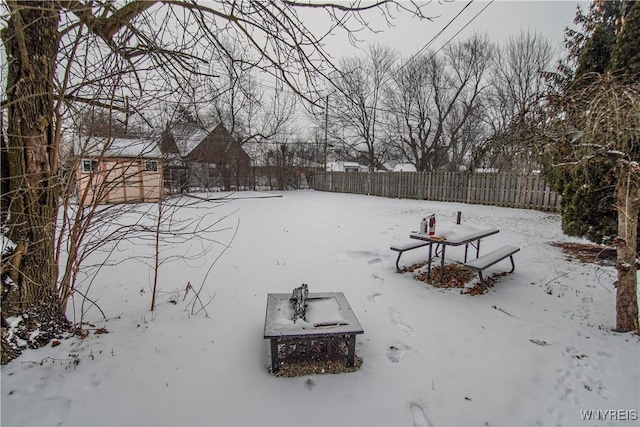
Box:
[1,190,639,427]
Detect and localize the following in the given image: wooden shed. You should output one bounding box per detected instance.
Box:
[74,136,163,206]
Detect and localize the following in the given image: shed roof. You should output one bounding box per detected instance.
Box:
[78,136,161,158]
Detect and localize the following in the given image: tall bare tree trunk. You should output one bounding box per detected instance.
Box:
[614,163,639,333]
[1,1,67,364]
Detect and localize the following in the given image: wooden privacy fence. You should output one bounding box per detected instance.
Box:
[312,171,561,212]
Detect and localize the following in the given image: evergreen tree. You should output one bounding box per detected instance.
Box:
[610,0,640,81]
[551,1,633,91]
[575,23,615,79]
[544,0,639,332]
[546,0,633,246]
[555,160,618,244]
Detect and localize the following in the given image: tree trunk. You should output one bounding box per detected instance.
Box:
[1,1,67,364]
[614,162,639,333]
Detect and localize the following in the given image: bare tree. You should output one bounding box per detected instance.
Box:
[329,43,398,170]
[384,54,436,170]
[385,34,492,171]
[200,41,298,146]
[439,34,492,171]
[474,31,554,172]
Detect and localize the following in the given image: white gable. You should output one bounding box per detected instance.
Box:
[326,161,365,172]
[169,123,210,157]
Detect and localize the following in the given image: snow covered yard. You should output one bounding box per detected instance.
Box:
[1,190,638,426]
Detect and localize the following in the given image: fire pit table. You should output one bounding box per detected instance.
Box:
[264,292,364,373]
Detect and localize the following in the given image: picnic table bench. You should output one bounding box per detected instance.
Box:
[464,244,520,289]
[390,241,430,271]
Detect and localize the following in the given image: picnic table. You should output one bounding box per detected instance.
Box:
[264,292,364,373]
[410,224,499,282]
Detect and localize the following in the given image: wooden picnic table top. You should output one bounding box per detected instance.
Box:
[264,292,364,340]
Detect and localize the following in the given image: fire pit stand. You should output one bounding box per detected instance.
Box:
[264,292,364,373]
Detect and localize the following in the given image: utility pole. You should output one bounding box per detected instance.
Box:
[323,95,328,171]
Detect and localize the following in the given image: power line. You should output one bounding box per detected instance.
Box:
[392,0,476,81]
[256,1,486,99]
[167,2,497,127]
[236,1,481,100]
[426,0,495,61]
[328,1,495,119]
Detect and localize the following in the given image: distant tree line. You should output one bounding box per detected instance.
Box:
[311,31,554,174]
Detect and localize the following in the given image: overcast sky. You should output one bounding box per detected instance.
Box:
[0,1,591,132]
[314,0,589,60]
[274,0,591,127]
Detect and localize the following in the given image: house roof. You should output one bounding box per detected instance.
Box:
[78,136,162,158]
[169,123,212,157]
[392,163,417,172]
[326,161,366,172]
[381,161,397,171]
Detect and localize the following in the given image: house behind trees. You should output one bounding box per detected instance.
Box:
[161,122,252,192]
[244,141,323,190]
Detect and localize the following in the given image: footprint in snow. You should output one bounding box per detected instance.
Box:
[371,273,384,284]
[387,343,411,363]
[367,292,381,302]
[409,402,433,427]
[389,308,414,335]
